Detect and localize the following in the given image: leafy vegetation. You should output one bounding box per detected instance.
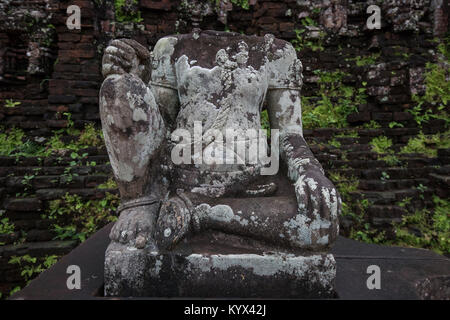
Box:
[408,37,449,128]
[7,254,58,297]
[369,136,402,165]
[292,28,325,53]
[0,211,15,245]
[393,196,450,255]
[44,192,119,243]
[362,120,381,129]
[4,99,21,108]
[115,0,143,23]
[260,109,270,137]
[97,178,118,189]
[328,172,386,244]
[400,130,450,157]
[370,136,393,154]
[301,70,367,129]
[346,52,380,67]
[0,119,104,159]
[230,0,250,9]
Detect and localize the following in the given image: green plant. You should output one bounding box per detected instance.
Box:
[397,197,412,208]
[0,122,105,159]
[389,121,404,128]
[381,154,401,166]
[78,123,104,147]
[8,254,59,290]
[328,172,382,243]
[115,0,143,23]
[328,138,341,148]
[328,172,358,198]
[393,196,450,255]
[45,193,120,243]
[97,178,118,189]
[230,0,250,9]
[0,211,15,239]
[260,109,271,138]
[292,28,325,52]
[301,70,366,129]
[4,99,21,108]
[63,112,80,136]
[21,174,35,191]
[347,53,380,67]
[370,136,393,154]
[400,131,450,157]
[335,130,359,138]
[407,104,435,126]
[0,127,25,156]
[416,184,428,200]
[409,58,449,127]
[9,286,20,297]
[350,223,386,244]
[362,120,381,129]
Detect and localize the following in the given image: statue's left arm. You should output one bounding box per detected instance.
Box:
[266,42,341,247]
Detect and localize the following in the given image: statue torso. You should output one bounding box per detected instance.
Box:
[150,31,303,193]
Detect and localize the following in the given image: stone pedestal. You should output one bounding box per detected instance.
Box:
[104,232,337,298]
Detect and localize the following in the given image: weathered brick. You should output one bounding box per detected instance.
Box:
[6,198,42,212]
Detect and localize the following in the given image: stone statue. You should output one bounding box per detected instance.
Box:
[100,30,341,298]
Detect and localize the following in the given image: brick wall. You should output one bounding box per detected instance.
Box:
[0,0,448,297]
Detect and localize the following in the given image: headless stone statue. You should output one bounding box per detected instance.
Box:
[100,30,341,297]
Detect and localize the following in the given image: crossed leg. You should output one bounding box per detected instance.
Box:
[155,185,340,252]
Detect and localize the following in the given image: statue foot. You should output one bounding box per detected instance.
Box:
[155,196,192,250]
[110,203,160,249]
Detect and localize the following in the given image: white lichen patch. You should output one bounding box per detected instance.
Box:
[283,213,312,245]
[185,253,336,287]
[132,108,147,122]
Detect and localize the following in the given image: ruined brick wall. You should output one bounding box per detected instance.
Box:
[1,0,448,132]
[0,0,448,297]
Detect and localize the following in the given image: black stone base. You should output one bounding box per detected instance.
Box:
[10,223,450,300]
[104,241,336,298]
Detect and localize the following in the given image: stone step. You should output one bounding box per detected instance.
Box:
[428,174,450,188]
[358,178,429,191]
[350,188,432,205]
[367,205,407,218]
[359,167,434,180]
[5,198,42,212]
[0,240,77,259]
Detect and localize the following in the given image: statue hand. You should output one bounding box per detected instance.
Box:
[293,168,341,224]
[102,38,151,81]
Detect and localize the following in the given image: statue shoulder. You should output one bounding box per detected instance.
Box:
[151,36,180,89]
[265,35,303,91]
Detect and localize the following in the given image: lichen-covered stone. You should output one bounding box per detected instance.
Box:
[104,240,336,298]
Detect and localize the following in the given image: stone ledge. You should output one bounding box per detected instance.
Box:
[9,223,450,300]
[104,241,336,298]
